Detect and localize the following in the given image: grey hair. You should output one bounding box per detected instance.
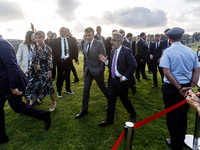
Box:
[112,32,123,42]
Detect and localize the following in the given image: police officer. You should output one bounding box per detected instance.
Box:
[159,27,199,150]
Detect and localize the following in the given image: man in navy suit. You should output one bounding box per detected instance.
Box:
[0,38,51,144]
[98,32,137,126]
[162,28,171,50]
[149,34,164,88]
[94,26,106,45]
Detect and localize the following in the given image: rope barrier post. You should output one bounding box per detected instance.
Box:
[123,121,134,150]
[184,111,200,149]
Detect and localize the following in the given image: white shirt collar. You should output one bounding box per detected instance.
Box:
[87,38,94,44]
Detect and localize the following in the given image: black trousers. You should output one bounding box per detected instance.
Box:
[0,93,46,140]
[106,78,136,121]
[147,53,153,72]
[52,63,56,80]
[152,60,164,85]
[56,58,72,93]
[135,60,147,79]
[82,71,108,111]
[71,62,79,80]
[162,83,190,149]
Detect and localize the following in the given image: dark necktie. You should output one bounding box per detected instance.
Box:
[87,42,91,56]
[156,42,158,49]
[64,39,67,55]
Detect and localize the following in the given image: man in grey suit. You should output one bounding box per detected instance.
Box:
[75,27,108,119]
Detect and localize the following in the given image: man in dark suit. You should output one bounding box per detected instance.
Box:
[105,29,118,61]
[146,36,153,73]
[98,32,137,126]
[81,35,87,51]
[162,28,171,50]
[0,38,51,144]
[52,27,79,98]
[94,26,106,45]
[149,34,164,88]
[66,28,79,83]
[135,32,150,82]
[120,30,136,95]
[75,27,108,119]
[132,35,140,57]
[44,31,52,46]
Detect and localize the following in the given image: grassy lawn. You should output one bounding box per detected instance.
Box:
[1,43,200,150]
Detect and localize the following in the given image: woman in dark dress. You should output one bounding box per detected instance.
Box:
[25,31,56,111]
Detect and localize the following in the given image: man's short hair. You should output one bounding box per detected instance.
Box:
[164,28,170,33]
[140,32,146,37]
[84,27,94,34]
[96,26,101,29]
[119,29,125,34]
[155,34,160,37]
[35,31,45,39]
[112,29,118,33]
[126,33,133,38]
[112,32,123,42]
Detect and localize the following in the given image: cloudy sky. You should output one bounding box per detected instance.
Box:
[0,0,200,40]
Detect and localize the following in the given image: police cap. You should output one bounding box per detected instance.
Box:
[166,27,184,40]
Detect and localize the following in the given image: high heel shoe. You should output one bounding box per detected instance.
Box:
[49,102,56,112]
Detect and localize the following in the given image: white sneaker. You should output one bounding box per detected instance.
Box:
[57,92,62,98]
[65,90,74,94]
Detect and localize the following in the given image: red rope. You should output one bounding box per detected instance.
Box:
[112,99,187,150]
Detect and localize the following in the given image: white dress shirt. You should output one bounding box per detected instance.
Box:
[61,37,69,59]
[86,38,94,53]
[105,45,128,81]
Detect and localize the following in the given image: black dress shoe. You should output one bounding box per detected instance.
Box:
[43,111,51,130]
[136,79,141,82]
[72,78,79,83]
[151,84,157,88]
[75,110,88,119]
[165,138,181,150]
[99,120,113,127]
[0,136,9,144]
[143,77,151,80]
[130,114,137,122]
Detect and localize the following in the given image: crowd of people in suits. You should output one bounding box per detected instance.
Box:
[1,25,199,150]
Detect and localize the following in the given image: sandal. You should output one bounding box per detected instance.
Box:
[49,102,56,112]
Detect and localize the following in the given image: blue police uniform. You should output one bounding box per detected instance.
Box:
[159,27,199,149]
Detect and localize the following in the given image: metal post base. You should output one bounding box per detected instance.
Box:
[184,134,200,149]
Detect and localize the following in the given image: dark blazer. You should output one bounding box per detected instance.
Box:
[122,39,132,49]
[81,40,87,51]
[149,42,163,61]
[162,39,171,50]
[135,39,148,61]
[109,45,137,83]
[52,37,78,65]
[105,37,112,60]
[45,38,51,46]
[94,34,106,45]
[83,39,106,77]
[132,41,136,57]
[0,38,28,95]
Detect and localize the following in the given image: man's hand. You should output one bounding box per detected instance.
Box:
[179,87,191,97]
[75,60,79,65]
[150,55,154,60]
[186,90,200,116]
[120,76,123,82]
[98,54,108,63]
[47,71,52,79]
[12,88,23,95]
[140,59,144,62]
[25,70,30,74]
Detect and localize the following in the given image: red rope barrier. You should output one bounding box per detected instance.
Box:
[112,99,187,150]
[111,130,125,150]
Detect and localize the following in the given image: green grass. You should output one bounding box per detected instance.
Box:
[1,44,200,150]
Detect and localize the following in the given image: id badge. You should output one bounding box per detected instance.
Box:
[37,61,40,70]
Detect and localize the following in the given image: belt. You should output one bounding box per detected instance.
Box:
[113,76,120,80]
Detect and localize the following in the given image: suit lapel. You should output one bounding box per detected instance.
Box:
[117,46,124,66]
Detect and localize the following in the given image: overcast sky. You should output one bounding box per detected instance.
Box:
[0,0,200,39]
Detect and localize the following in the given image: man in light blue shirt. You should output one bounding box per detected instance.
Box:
[159,27,199,150]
